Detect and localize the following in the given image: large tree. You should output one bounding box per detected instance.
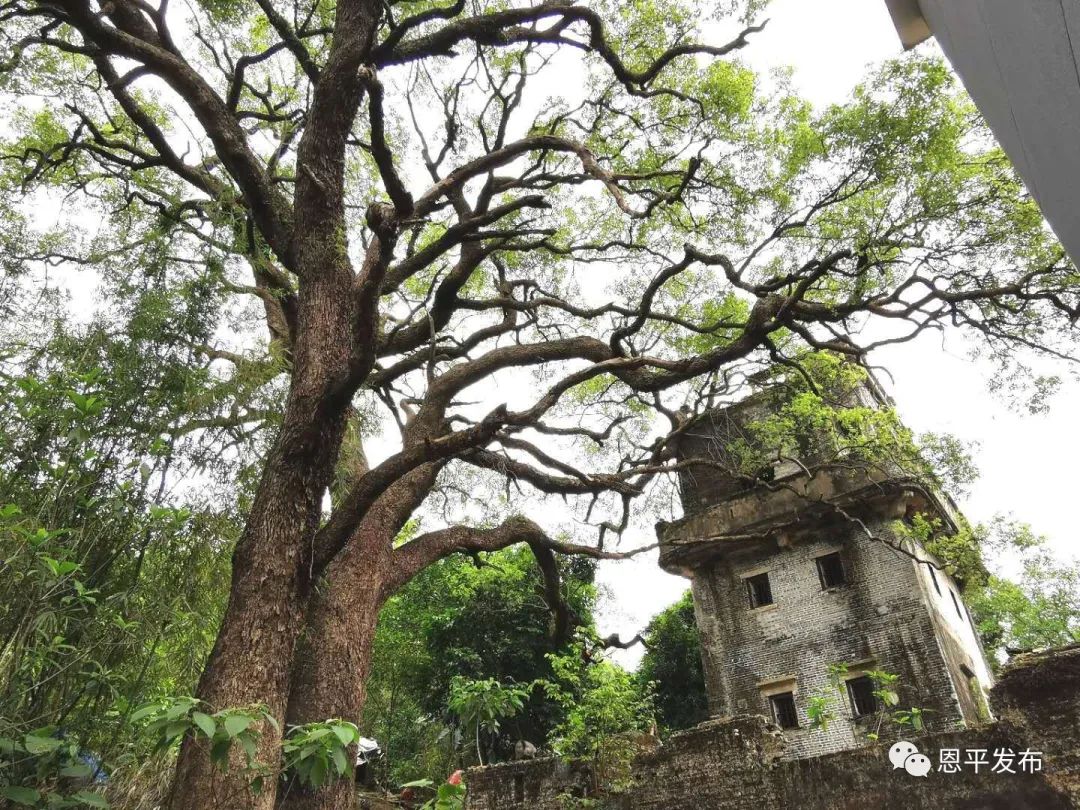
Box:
[638,591,708,732]
[1,0,1077,806]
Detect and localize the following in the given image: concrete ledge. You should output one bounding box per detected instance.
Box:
[656,466,956,573]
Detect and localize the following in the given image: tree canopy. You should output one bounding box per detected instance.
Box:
[637,590,707,732]
[363,545,598,783]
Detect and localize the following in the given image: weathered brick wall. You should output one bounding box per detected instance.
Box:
[992,645,1080,801]
[465,645,1080,810]
[692,522,971,757]
[464,718,787,810]
[675,395,774,513]
[674,379,886,516]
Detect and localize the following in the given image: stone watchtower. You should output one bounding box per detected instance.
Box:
[656,376,994,758]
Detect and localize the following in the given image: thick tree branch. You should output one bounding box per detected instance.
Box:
[382,515,655,598]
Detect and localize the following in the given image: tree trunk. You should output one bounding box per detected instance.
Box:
[168,270,354,810]
[167,0,386,798]
[277,468,438,810]
[275,541,384,810]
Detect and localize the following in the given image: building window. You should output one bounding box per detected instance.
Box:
[746,572,773,608]
[950,590,964,621]
[846,676,878,717]
[815,552,846,589]
[928,565,942,596]
[769,692,799,729]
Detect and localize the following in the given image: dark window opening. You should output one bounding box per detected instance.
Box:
[928,565,942,596]
[769,692,799,729]
[950,590,964,621]
[815,552,847,589]
[746,572,773,608]
[846,676,878,717]
[513,774,525,803]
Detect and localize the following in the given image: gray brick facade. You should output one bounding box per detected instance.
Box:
[661,388,995,758]
[689,521,985,757]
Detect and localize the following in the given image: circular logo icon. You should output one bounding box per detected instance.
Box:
[889,741,919,770]
[904,752,932,777]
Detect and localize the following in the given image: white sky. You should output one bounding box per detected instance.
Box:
[596,0,1080,667]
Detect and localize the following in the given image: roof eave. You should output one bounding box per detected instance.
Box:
[883,0,933,50]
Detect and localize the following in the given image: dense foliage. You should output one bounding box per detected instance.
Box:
[0,287,255,804]
[637,591,708,732]
[362,547,598,783]
[967,525,1080,663]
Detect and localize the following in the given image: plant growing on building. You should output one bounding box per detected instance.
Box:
[806,665,928,741]
[805,694,836,732]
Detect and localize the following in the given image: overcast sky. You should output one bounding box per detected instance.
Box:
[596,0,1080,666]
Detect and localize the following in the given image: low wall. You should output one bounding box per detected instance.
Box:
[465,644,1080,809]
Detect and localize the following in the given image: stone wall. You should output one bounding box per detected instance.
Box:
[464,644,1080,810]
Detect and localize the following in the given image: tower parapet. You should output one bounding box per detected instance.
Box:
[656,376,993,757]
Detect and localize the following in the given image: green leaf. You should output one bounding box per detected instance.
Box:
[65,389,89,411]
[330,723,358,746]
[60,762,94,778]
[330,746,347,776]
[438,783,458,800]
[0,736,23,754]
[71,791,110,808]
[0,786,42,805]
[164,720,190,741]
[223,714,252,737]
[41,556,62,577]
[308,756,327,789]
[130,703,160,723]
[191,711,216,738]
[238,734,257,762]
[209,736,232,767]
[164,698,195,720]
[24,733,63,754]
